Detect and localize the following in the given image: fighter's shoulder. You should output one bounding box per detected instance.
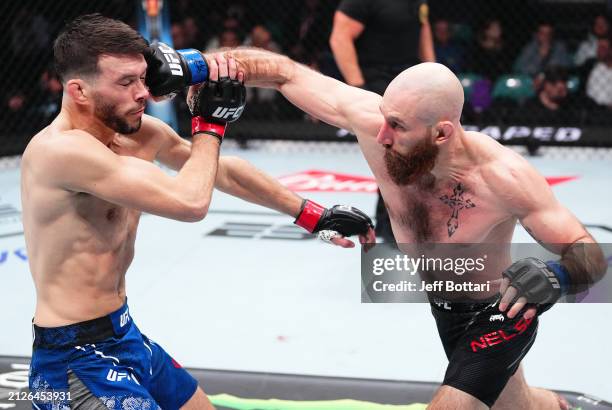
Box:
[474,134,541,195]
[23,129,106,170]
[346,90,383,135]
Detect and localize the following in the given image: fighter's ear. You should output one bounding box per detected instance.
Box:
[435,121,454,143]
[65,79,90,105]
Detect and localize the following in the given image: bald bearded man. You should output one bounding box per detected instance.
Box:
[208,49,606,409]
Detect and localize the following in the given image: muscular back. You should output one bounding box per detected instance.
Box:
[21,115,161,326]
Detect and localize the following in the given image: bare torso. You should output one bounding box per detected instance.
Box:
[361,130,518,300]
[21,114,162,326]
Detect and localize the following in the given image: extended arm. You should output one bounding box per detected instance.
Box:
[154,117,375,245]
[144,42,383,154]
[226,48,383,142]
[143,41,383,138]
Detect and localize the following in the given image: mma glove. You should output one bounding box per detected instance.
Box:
[294,200,373,237]
[188,77,246,143]
[502,257,571,314]
[144,41,209,100]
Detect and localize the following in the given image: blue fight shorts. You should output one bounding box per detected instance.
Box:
[29,301,198,409]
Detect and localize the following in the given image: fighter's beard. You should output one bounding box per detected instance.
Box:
[94,99,142,135]
[384,137,439,186]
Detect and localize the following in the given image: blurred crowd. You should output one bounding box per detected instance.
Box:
[170,0,336,135]
[1,0,611,140]
[433,15,612,125]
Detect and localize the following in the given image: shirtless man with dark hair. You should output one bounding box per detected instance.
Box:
[22,14,373,409]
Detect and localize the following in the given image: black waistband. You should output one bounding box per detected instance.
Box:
[33,302,131,349]
[33,316,114,349]
[429,295,501,313]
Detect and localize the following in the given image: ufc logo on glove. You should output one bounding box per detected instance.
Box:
[212,107,244,120]
[156,43,183,76]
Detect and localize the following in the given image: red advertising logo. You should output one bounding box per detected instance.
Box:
[278,170,378,193]
[545,176,577,186]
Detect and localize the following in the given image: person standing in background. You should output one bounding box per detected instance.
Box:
[329,0,435,243]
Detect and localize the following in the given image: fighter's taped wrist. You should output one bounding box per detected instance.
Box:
[294,199,326,233]
[545,261,571,296]
[191,117,226,143]
[177,49,209,84]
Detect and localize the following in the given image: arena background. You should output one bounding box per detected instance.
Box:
[1,0,611,408]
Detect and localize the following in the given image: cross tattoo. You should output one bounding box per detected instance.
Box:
[439,183,476,237]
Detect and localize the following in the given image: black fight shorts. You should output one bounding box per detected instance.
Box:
[430,296,539,407]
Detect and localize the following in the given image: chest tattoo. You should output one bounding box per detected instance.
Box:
[439,183,476,237]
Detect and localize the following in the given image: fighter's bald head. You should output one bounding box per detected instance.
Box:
[383,62,464,127]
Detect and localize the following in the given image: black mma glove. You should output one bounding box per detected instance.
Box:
[144,41,209,99]
[188,77,246,143]
[502,257,571,314]
[294,199,374,236]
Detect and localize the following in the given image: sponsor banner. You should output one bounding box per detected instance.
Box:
[463,125,583,143]
[230,121,612,147]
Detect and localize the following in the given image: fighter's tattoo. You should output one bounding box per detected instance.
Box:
[439,183,476,237]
